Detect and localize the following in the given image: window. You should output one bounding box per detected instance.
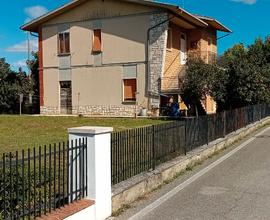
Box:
[58,32,70,54]
[123,79,137,102]
[167,29,172,50]
[93,29,102,52]
[180,33,187,65]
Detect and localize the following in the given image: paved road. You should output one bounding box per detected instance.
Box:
[117,125,270,220]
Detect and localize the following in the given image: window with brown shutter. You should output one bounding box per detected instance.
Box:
[123,79,137,102]
[93,29,102,52]
[58,32,70,54]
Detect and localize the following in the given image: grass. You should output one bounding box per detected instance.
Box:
[0,115,167,154]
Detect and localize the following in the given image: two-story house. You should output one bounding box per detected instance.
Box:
[21,0,231,116]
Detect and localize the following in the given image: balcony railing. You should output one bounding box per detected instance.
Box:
[161,76,182,93]
[188,50,217,64]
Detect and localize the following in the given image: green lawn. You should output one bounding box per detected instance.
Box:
[0,115,166,154]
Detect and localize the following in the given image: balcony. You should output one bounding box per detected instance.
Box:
[188,50,217,64]
[161,76,182,93]
[161,51,217,93]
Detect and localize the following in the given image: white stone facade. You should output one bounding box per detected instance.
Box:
[73,105,137,117]
[40,105,138,117]
[40,106,60,115]
[148,12,168,108]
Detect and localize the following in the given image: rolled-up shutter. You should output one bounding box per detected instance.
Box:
[93,29,102,52]
[124,79,136,101]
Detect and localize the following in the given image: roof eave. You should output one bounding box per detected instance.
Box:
[195,15,232,33]
[21,0,208,32]
[21,0,87,32]
[212,20,232,33]
[173,6,208,27]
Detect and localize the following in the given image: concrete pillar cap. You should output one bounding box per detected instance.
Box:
[68,126,113,135]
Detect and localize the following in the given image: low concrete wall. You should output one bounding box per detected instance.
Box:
[112,117,270,213]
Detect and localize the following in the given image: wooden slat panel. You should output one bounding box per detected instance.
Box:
[58,33,70,54]
[65,33,70,53]
[93,29,102,52]
[124,79,136,101]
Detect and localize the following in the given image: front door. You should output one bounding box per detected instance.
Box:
[180,33,187,65]
[60,81,72,114]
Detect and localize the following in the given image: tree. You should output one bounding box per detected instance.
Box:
[181,58,222,116]
[0,58,34,113]
[217,40,270,109]
[0,58,18,112]
[27,52,40,113]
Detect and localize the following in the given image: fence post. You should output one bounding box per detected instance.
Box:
[252,105,255,123]
[234,109,237,132]
[260,104,262,121]
[184,119,187,155]
[68,126,113,220]
[223,111,226,137]
[206,117,209,145]
[152,125,156,170]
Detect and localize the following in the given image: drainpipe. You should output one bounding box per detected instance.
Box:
[146,13,175,110]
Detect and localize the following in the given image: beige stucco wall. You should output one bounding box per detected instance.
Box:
[43,68,59,108]
[70,21,94,66]
[42,15,151,68]
[41,63,147,115]
[42,26,58,68]
[136,64,148,107]
[71,64,147,107]
[72,66,122,106]
[102,15,148,64]
[42,64,147,111]
[43,0,155,26]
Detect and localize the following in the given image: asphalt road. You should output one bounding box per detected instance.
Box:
[115,125,270,220]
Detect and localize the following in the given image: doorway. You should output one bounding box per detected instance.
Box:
[180,33,187,65]
[60,81,72,114]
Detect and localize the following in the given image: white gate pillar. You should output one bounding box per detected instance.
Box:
[68,126,113,220]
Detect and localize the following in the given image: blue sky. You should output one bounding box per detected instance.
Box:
[0,0,269,71]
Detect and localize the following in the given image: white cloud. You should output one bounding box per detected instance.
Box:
[231,0,257,5]
[24,5,48,23]
[5,40,38,53]
[12,59,27,68]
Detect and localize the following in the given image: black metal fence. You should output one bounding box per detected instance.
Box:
[111,104,270,185]
[1,104,270,216]
[111,122,186,185]
[0,138,87,220]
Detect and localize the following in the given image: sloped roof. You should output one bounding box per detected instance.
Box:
[195,14,232,33]
[21,0,230,33]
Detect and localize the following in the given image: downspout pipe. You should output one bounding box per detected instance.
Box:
[146,13,175,110]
